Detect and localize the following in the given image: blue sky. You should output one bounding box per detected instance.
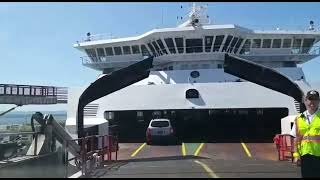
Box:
[1,2,320,111]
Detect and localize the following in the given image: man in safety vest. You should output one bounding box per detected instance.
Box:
[291,90,320,178]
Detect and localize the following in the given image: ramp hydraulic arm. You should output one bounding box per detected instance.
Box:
[77,56,154,138]
[223,53,306,112]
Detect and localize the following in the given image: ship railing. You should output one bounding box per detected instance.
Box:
[81,54,145,65]
[65,134,119,177]
[79,33,133,42]
[0,84,58,97]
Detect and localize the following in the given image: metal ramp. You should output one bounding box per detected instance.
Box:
[0,84,68,105]
[27,113,80,157]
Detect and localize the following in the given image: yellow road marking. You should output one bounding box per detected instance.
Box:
[194,143,204,156]
[194,160,219,178]
[131,143,146,157]
[241,142,252,157]
[182,142,186,156]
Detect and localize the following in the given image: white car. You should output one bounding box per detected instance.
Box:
[146,119,175,145]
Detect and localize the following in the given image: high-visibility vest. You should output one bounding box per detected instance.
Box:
[296,111,320,157]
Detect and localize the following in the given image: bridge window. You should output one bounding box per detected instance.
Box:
[186,38,203,53]
[228,37,238,53]
[152,41,162,56]
[233,38,243,53]
[174,37,184,53]
[302,38,315,53]
[123,46,131,55]
[97,48,105,57]
[114,46,122,55]
[147,43,157,56]
[222,35,233,52]
[164,38,176,54]
[157,39,168,54]
[262,39,271,48]
[105,47,114,56]
[252,39,261,48]
[272,39,282,48]
[282,39,292,48]
[131,45,140,54]
[141,45,151,56]
[186,89,199,99]
[213,35,225,52]
[85,48,98,62]
[239,39,251,54]
[292,39,302,54]
[205,36,214,52]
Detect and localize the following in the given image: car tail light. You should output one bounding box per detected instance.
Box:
[170,128,174,135]
[146,128,151,138]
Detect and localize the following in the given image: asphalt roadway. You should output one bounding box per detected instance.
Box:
[84,142,301,178]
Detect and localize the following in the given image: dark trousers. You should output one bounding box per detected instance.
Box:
[301,154,320,178]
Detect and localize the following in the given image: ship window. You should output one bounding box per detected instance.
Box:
[292,38,302,54]
[262,39,271,48]
[114,46,122,55]
[85,48,98,62]
[181,64,188,70]
[283,61,296,67]
[137,111,143,117]
[272,39,281,48]
[233,38,243,53]
[152,41,162,56]
[228,37,238,53]
[104,111,114,120]
[205,36,214,52]
[97,48,105,57]
[168,66,173,70]
[191,64,199,69]
[147,43,157,56]
[213,35,225,52]
[302,38,315,53]
[123,46,131,55]
[186,89,199,99]
[252,39,261,48]
[283,39,292,48]
[217,64,223,69]
[239,39,251,54]
[157,39,168,54]
[186,38,203,53]
[105,47,114,56]
[141,45,151,56]
[174,37,184,53]
[164,38,176,54]
[131,45,140,54]
[201,64,210,69]
[222,35,233,52]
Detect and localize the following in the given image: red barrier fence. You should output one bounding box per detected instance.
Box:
[65,134,119,177]
[273,134,294,162]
